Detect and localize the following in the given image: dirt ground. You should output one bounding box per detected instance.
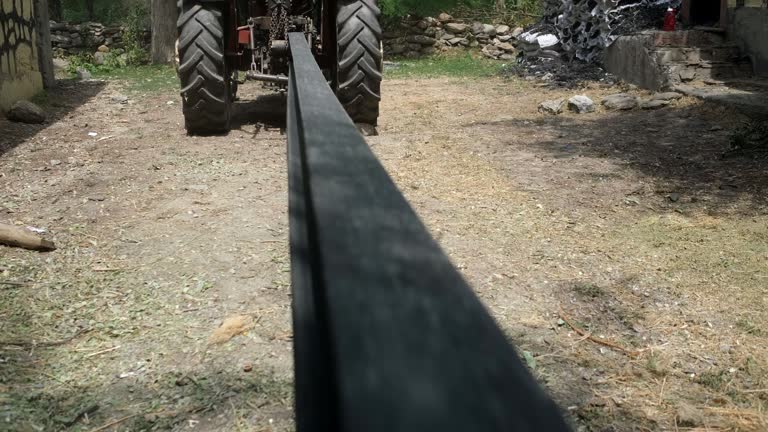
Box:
[1,72,767,431]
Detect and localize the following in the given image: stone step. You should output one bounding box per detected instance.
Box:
[654,46,743,65]
[668,61,754,83]
[650,30,727,48]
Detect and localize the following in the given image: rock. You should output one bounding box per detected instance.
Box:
[97,44,110,53]
[424,27,437,37]
[437,12,453,23]
[52,57,69,71]
[497,42,515,52]
[406,35,436,46]
[440,32,455,40]
[111,95,129,104]
[421,47,436,56]
[676,403,704,427]
[500,54,516,60]
[76,68,92,80]
[639,99,670,109]
[471,22,485,35]
[568,95,596,113]
[511,27,524,37]
[50,34,71,44]
[416,20,429,30]
[668,193,681,202]
[496,25,510,35]
[389,44,406,55]
[497,34,513,42]
[445,23,469,34]
[407,43,422,51]
[652,92,683,101]
[448,37,467,46]
[679,69,696,82]
[602,93,638,110]
[404,51,420,59]
[482,24,497,36]
[539,99,566,115]
[482,45,503,58]
[49,21,67,31]
[93,51,106,65]
[6,100,46,124]
[50,159,62,166]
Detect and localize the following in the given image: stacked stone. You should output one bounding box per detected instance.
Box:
[49,21,149,57]
[383,13,524,61]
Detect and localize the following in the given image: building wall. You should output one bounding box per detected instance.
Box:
[0,0,43,112]
[728,0,768,76]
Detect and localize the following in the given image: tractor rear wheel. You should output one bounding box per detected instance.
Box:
[177,1,231,134]
[336,0,383,126]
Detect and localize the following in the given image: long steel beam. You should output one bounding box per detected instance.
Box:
[286,32,571,432]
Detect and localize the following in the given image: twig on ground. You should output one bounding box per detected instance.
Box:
[84,345,121,359]
[558,307,642,357]
[0,327,91,347]
[0,281,29,286]
[89,414,139,432]
[63,404,100,427]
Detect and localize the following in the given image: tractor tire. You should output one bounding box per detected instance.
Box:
[177,1,231,135]
[337,0,383,126]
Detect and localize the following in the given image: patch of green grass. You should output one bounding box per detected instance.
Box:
[736,318,764,337]
[30,90,50,107]
[573,282,606,299]
[386,53,505,79]
[697,370,727,391]
[645,352,667,377]
[92,65,179,93]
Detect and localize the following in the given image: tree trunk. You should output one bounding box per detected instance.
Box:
[85,0,95,20]
[49,0,62,21]
[151,0,178,64]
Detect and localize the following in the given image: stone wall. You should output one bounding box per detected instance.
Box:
[0,0,43,112]
[728,2,768,76]
[49,20,150,57]
[383,13,523,61]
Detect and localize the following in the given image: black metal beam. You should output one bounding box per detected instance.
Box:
[287,32,572,432]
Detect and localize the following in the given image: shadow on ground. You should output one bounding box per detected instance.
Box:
[232,93,287,131]
[472,101,767,213]
[0,80,107,158]
[2,349,293,431]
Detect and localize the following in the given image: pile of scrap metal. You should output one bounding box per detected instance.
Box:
[518,0,682,62]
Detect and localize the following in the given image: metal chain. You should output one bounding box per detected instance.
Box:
[269,0,291,44]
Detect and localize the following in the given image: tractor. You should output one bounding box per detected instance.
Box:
[176,0,382,134]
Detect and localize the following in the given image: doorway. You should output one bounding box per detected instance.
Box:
[690,0,722,26]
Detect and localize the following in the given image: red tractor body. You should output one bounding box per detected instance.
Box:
[177,0,382,134]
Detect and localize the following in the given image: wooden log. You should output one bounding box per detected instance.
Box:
[0,223,56,252]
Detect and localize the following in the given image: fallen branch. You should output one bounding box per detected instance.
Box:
[84,345,121,358]
[88,414,139,432]
[558,308,642,357]
[0,223,56,251]
[0,328,91,347]
[0,281,29,286]
[63,404,100,427]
